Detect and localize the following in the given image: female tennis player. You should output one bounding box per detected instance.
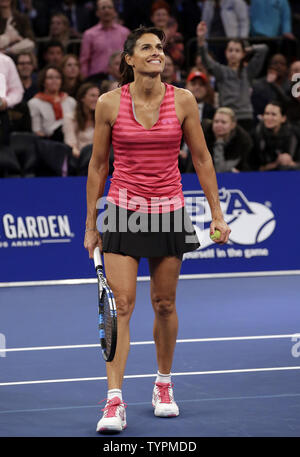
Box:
[84,26,230,433]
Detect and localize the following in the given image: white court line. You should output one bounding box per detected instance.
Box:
[4,334,299,353]
[1,366,300,387]
[1,270,300,287]
[41,239,71,244]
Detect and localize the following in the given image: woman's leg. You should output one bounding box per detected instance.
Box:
[103,252,140,389]
[148,255,181,417]
[96,253,139,433]
[148,255,182,374]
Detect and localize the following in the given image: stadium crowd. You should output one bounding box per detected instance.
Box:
[1,0,300,178]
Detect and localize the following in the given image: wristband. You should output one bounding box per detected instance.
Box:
[85,228,97,233]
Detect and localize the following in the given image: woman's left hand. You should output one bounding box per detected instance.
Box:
[210,218,231,244]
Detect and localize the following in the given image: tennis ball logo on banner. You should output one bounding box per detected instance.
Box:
[184,188,276,250]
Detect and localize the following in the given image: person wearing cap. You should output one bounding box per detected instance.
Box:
[179,70,216,172]
[186,70,215,121]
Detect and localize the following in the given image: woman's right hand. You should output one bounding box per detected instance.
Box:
[84,230,102,259]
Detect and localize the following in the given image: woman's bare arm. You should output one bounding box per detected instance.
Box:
[178,88,231,243]
[84,91,118,257]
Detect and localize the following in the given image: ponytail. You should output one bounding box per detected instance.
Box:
[119,51,134,86]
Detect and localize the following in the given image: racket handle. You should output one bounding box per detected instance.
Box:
[93,246,103,269]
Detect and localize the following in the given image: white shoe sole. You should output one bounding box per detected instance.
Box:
[152,402,179,417]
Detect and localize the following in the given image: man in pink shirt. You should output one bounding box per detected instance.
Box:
[80,0,130,79]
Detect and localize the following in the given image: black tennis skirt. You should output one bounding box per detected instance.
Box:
[101,202,200,258]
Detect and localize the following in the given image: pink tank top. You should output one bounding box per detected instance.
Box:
[107,83,185,214]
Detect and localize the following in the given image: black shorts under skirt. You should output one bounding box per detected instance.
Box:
[101,202,200,258]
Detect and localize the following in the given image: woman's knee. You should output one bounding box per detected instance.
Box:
[115,295,135,319]
[152,296,176,317]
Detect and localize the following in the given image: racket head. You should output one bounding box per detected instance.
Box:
[94,248,117,362]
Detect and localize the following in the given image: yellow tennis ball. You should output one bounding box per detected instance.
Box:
[210,229,221,241]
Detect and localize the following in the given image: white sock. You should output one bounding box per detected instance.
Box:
[107,389,122,402]
[155,371,171,384]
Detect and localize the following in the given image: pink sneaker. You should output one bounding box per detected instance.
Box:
[96,397,127,433]
[152,382,179,417]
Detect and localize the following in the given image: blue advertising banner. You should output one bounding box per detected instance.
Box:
[0,171,299,284]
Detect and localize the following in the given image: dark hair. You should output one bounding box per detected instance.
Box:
[265,100,287,116]
[119,26,166,86]
[75,82,100,130]
[226,39,249,78]
[44,40,65,54]
[37,64,64,92]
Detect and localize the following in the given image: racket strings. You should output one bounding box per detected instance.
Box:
[102,290,113,353]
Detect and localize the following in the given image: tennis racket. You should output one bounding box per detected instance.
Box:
[93,247,117,362]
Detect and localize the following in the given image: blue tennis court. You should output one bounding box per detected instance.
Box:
[0,274,300,437]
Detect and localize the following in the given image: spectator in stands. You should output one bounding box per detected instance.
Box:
[28,64,76,142]
[251,60,290,122]
[63,82,99,174]
[250,0,295,40]
[185,70,215,120]
[61,53,83,98]
[0,51,24,175]
[51,0,96,37]
[107,51,122,83]
[48,13,72,50]
[79,0,130,80]
[268,54,290,94]
[15,50,37,101]
[188,51,216,91]
[289,60,300,82]
[0,51,23,123]
[150,1,185,70]
[42,40,65,68]
[0,0,35,55]
[196,20,268,132]
[16,0,50,37]
[201,0,249,63]
[184,107,252,173]
[203,107,252,173]
[161,54,184,87]
[179,70,216,172]
[251,101,300,171]
[201,0,249,38]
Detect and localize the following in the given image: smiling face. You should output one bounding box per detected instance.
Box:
[263,104,286,132]
[126,33,165,76]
